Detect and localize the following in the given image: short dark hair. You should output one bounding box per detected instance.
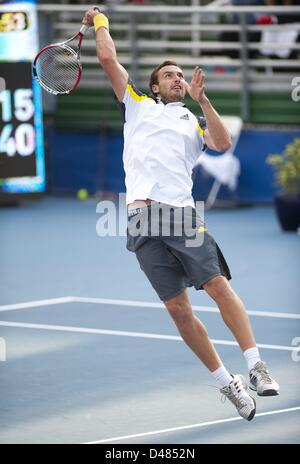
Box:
[149,60,180,96]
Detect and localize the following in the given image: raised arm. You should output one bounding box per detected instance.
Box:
[185,67,231,152]
[82,8,128,102]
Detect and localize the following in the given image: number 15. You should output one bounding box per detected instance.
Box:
[0,88,34,122]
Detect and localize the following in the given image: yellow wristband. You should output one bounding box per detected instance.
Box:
[93,14,109,32]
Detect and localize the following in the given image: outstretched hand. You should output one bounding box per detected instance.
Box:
[184,67,207,104]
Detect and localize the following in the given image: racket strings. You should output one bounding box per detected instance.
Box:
[35,45,80,94]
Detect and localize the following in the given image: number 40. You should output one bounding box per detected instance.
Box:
[0,88,35,156]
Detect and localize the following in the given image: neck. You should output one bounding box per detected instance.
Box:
[157,96,182,104]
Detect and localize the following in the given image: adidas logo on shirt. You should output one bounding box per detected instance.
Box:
[180,114,189,120]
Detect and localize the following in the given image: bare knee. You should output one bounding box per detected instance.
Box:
[164,292,193,327]
[164,291,209,340]
[203,275,234,302]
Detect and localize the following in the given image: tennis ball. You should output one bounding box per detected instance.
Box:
[77,188,89,200]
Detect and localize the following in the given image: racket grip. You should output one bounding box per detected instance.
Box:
[80,24,90,36]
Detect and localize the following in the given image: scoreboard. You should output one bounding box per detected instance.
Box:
[0,0,45,201]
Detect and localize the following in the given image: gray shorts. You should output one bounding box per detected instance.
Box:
[127,203,231,301]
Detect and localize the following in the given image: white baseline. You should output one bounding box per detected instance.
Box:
[83,406,300,444]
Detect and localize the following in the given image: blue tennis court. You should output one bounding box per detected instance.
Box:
[0,198,299,444]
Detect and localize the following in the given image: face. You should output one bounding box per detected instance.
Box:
[152,65,186,103]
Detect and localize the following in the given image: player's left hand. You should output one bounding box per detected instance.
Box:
[184,67,207,104]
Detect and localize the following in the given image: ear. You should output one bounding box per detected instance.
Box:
[151,84,159,96]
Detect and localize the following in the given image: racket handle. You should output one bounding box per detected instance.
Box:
[80,24,90,36]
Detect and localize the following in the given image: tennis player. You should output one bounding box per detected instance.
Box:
[83,7,279,421]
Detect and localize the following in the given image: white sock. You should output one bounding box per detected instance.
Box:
[244,347,261,371]
[211,365,233,388]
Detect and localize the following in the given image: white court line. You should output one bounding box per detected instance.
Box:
[0,296,299,319]
[0,321,295,351]
[0,297,74,312]
[83,406,300,444]
[73,296,300,319]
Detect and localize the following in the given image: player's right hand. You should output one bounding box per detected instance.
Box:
[82,7,102,27]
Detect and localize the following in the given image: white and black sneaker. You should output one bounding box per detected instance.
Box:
[249,361,279,396]
[220,374,256,421]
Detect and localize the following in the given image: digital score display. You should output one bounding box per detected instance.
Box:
[0,62,36,178]
[0,0,45,199]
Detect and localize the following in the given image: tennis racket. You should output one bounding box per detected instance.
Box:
[32,23,90,95]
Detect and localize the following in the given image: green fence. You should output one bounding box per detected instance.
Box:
[53,88,299,132]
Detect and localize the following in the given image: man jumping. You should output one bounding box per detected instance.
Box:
[83,7,279,421]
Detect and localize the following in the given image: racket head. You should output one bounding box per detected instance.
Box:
[33,43,82,95]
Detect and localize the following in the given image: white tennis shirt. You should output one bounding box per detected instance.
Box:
[121,79,206,207]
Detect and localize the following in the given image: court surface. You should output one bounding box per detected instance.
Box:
[0,197,299,444]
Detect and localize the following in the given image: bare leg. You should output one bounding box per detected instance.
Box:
[203,275,256,352]
[164,290,222,372]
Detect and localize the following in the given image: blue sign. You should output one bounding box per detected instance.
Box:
[0,0,45,196]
